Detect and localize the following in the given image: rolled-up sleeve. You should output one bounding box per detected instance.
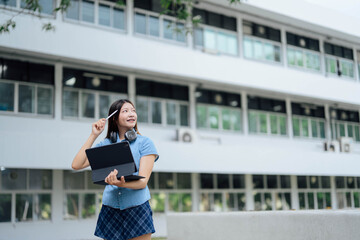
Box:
[139,137,159,162]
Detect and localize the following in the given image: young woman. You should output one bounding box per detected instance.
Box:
[71,99,159,240]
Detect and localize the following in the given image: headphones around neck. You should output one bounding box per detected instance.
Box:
[110,128,137,144]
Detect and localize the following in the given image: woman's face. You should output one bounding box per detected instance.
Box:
[116,102,137,130]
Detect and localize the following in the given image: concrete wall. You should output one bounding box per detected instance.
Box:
[167,210,360,240]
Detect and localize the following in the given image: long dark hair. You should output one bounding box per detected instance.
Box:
[105,99,140,139]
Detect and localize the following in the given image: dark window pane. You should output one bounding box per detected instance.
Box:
[3,58,28,82]
[347,177,355,189]
[0,194,11,222]
[0,82,14,111]
[280,175,291,188]
[223,16,236,31]
[248,96,285,113]
[297,176,307,189]
[158,173,174,189]
[148,173,155,189]
[29,170,52,190]
[233,174,245,189]
[267,175,278,188]
[335,177,345,189]
[200,173,213,189]
[310,176,319,189]
[217,174,229,189]
[1,169,27,190]
[321,176,331,189]
[29,62,54,85]
[177,173,191,189]
[16,194,33,221]
[253,175,264,189]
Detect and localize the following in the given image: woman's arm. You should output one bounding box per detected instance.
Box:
[105,154,156,189]
[72,118,106,170]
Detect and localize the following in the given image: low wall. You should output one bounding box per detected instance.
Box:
[166,210,360,240]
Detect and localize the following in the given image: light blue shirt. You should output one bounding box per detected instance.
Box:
[95,133,159,210]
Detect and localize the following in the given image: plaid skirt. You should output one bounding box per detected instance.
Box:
[94,201,155,240]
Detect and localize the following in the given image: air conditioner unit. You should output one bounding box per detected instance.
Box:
[177,128,197,143]
[339,137,352,153]
[324,141,339,152]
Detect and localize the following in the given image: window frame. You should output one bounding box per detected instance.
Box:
[286,46,322,73]
[292,115,326,139]
[248,109,287,136]
[243,35,282,64]
[325,54,355,80]
[0,79,54,117]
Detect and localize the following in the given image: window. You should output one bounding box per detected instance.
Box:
[134,1,186,43]
[63,170,104,220]
[62,68,127,119]
[0,58,54,116]
[243,21,281,63]
[3,0,55,15]
[252,175,291,211]
[286,32,321,72]
[297,176,331,210]
[196,89,241,131]
[291,102,326,139]
[324,42,354,79]
[66,0,126,30]
[200,173,246,212]
[136,79,189,126]
[0,0,16,7]
[248,96,287,136]
[0,168,52,222]
[335,176,360,209]
[329,108,360,142]
[193,8,237,56]
[149,172,192,213]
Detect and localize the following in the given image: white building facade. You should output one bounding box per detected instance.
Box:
[0,0,360,239]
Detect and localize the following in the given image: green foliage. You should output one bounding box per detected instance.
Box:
[0,20,16,33]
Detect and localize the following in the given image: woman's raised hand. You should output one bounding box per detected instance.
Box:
[92,118,106,136]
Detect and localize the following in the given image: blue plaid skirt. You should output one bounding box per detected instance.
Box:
[94,201,155,240]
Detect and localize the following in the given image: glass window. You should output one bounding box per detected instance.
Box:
[18,85,35,113]
[335,177,345,189]
[99,4,111,26]
[151,100,162,124]
[347,177,355,189]
[63,90,79,117]
[29,170,52,190]
[180,105,188,126]
[158,173,174,189]
[135,13,146,34]
[16,194,33,222]
[67,0,80,20]
[222,108,231,130]
[297,176,307,189]
[217,174,229,189]
[309,176,319,189]
[253,175,264,189]
[63,170,85,189]
[209,106,219,129]
[82,0,94,23]
[244,37,281,63]
[37,87,53,115]
[166,102,176,125]
[267,175,277,189]
[1,169,27,190]
[136,98,148,123]
[0,0,16,7]
[149,16,160,37]
[176,23,186,42]
[150,193,165,212]
[200,174,213,189]
[321,176,331,189]
[280,175,291,189]
[0,82,14,111]
[81,92,95,118]
[177,173,191,189]
[39,0,54,15]
[113,8,125,30]
[233,174,245,189]
[196,105,207,128]
[259,113,267,133]
[82,194,96,219]
[163,19,173,40]
[64,194,79,219]
[204,29,216,50]
[0,194,11,222]
[34,194,51,220]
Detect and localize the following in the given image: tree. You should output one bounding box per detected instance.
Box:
[0,0,241,34]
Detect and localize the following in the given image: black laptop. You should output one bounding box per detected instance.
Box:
[85,141,144,185]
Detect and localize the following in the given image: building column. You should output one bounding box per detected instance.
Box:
[241,91,248,135]
[353,48,359,82]
[319,37,326,77]
[126,0,134,35]
[324,104,332,141]
[330,176,337,209]
[186,3,194,50]
[281,26,287,67]
[128,74,136,103]
[189,83,197,130]
[52,170,64,223]
[191,173,200,212]
[245,174,254,210]
[54,62,63,121]
[236,16,243,58]
[286,98,293,139]
[290,175,299,210]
